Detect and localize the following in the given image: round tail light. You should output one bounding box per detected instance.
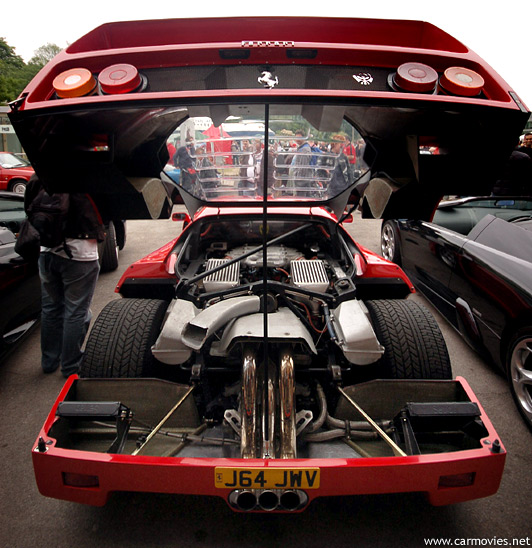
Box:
[98,64,143,94]
[439,67,484,96]
[53,68,97,98]
[391,62,438,93]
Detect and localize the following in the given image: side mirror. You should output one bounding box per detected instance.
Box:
[172,211,191,229]
[341,213,353,223]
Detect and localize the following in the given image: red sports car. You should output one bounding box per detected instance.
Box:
[9,17,529,512]
[0,152,34,193]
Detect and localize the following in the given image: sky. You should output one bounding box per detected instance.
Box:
[2,0,531,110]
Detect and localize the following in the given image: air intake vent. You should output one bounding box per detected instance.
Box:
[290,260,329,293]
[203,259,240,292]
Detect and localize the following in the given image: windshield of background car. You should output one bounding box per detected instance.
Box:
[0,153,30,169]
[162,107,370,204]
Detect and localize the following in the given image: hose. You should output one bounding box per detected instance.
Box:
[322,303,337,341]
[304,429,380,442]
[305,383,327,433]
[326,415,393,431]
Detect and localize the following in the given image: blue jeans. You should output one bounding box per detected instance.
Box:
[38,253,100,376]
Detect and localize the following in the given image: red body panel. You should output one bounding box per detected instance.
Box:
[0,164,34,191]
[16,18,525,110]
[115,238,177,292]
[32,376,505,508]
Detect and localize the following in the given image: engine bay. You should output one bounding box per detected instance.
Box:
[154,216,383,373]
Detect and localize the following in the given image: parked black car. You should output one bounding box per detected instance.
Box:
[0,191,40,354]
[381,197,532,430]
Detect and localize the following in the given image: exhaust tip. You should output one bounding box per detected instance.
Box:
[229,490,257,511]
[228,489,309,512]
[280,490,302,511]
[258,490,279,511]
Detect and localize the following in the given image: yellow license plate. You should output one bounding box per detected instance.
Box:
[214,467,320,489]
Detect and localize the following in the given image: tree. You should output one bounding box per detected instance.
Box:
[0,39,60,104]
[29,43,62,68]
[0,37,26,103]
[0,38,24,68]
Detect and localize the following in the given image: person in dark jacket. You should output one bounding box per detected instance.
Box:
[328,134,352,197]
[173,142,197,194]
[492,150,532,196]
[25,175,105,377]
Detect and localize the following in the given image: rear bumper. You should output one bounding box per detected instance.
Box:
[32,376,505,511]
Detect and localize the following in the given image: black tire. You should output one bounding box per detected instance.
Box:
[365,299,452,379]
[98,221,119,273]
[506,327,532,431]
[81,298,168,378]
[115,220,126,250]
[380,220,401,265]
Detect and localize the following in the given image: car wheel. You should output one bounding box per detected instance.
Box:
[80,298,168,378]
[365,299,452,379]
[9,180,27,194]
[114,220,126,250]
[506,328,532,430]
[380,220,401,265]
[98,221,119,273]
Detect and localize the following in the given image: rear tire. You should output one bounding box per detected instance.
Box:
[381,220,401,265]
[98,221,119,273]
[81,298,168,378]
[365,299,452,379]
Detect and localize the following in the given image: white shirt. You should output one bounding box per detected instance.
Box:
[42,238,99,261]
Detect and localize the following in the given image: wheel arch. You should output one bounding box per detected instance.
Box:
[499,310,532,373]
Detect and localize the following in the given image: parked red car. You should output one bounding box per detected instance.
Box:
[8,16,529,512]
[0,152,34,193]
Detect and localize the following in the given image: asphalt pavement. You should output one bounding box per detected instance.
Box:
[0,211,530,548]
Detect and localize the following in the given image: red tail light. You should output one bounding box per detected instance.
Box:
[98,63,142,94]
[392,62,438,93]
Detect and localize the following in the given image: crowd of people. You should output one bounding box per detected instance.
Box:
[167,130,366,200]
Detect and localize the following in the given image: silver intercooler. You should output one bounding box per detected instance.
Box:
[203,259,240,292]
[291,259,329,293]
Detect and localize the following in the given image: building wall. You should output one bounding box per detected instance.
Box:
[0,108,23,154]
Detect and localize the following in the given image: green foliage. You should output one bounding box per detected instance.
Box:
[0,37,59,105]
[29,43,62,67]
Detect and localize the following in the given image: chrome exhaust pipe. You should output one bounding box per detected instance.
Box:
[228,490,257,511]
[241,348,296,460]
[241,352,257,458]
[280,490,307,511]
[258,490,279,511]
[228,489,308,511]
[261,360,277,459]
[280,350,296,458]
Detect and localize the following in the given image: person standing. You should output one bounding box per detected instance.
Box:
[517,133,532,160]
[174,141,197,194]
[289,130,314,196]
[343,138,357,180]
[329,134,352,197]
[166,140,177,165]
[24,176,105,378]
